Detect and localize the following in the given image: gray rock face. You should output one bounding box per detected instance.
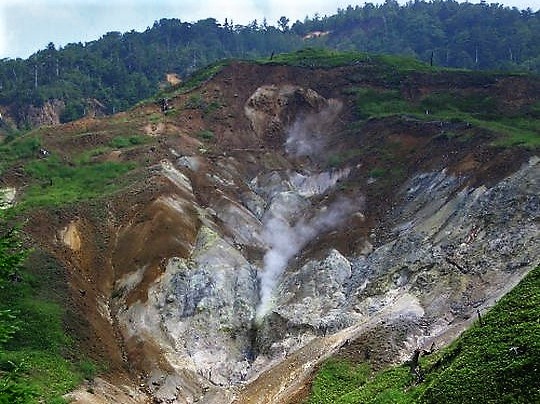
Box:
[275,249,356,331]
[118,226,258,387]
[345,157,539,355]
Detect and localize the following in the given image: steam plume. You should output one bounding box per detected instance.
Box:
[255,197,357,321]
[285,99,342,158]
[255,96,354,321]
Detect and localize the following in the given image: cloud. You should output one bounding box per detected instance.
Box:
[0,0,265,58]
[1,2,91,57]
[0,10,6,58]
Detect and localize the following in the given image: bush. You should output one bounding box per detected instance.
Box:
[108,135,147,149]
[196,129,215,141]
[0,213,83,403]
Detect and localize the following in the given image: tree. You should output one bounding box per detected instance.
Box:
[278,16,290,32]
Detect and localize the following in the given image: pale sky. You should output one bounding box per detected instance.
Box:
[1,0,539,59]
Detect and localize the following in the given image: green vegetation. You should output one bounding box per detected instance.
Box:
[0,214,92,403]
[420,91,497,118]
[308,266,540,403]
[0,135,41,174]
[173,61,230,94]
[183,93,220,114]
[482,118,540,148]
[373,54,433,73]
[259,48,433,73]
[196,129,215,141]
[22,156,135,208]
[355,88,414,119]
[309,360,372,403]
[108,134,148,149]
[263,48,369,68]
[0,128,139,209]
[347,82,539,148]
[74,146,113,164]
[369,167,388,179]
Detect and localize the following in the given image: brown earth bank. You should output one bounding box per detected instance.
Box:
[2,59,538,403]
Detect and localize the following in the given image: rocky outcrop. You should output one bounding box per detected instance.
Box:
[25,99,65,127]
[0,187,16,209]
[234,156,539,403]
[1,97,107,130]
[117,92,537,402]
[349,156,538,347]
[244,84,340,148]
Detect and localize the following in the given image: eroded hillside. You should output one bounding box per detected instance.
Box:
[1,53,539,403]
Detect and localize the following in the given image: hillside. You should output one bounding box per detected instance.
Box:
[0,0,539,129]
[307,265,540,403]
[0,50,539,403]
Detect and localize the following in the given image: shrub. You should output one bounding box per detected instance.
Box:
[108,135,147,149]
[196,129,215,141]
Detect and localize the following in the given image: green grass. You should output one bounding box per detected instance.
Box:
[262,48,370,68]
[261,48,434,72]
[184,94,222,116]
[196,129,215,141]
[483,117,540,148]
[373,54,433,73]
[369,167,388,178]
[309,360,372,404]
[341,366,414,403]
[417,265,540,403]
[21,156,135,208]
[73,146,112,164]
[308,266,540,403]
[182,61,230,90]
[108,135,148,149]
[349,84,539,148]
[0,135,41,174]
[420,91,497,118]
[0,347,81,404]
[354,88,416,119]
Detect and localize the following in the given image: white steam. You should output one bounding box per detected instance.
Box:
[255,197,357,321]
[285,99,342,158]
[255,95,356,321]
